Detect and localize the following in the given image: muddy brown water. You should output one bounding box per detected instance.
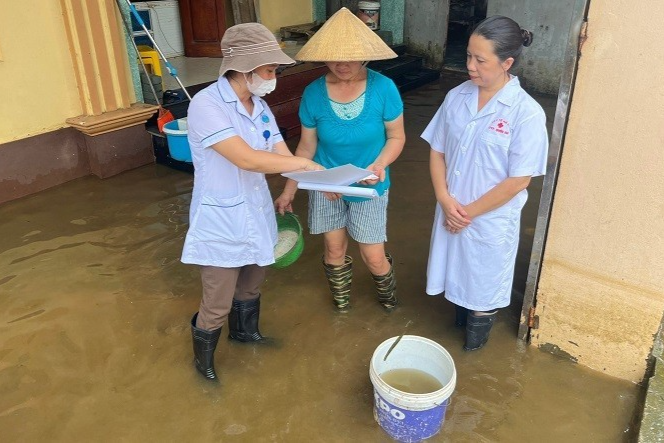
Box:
[0,77,641,442]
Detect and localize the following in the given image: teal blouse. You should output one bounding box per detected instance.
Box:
[299,69,403,202]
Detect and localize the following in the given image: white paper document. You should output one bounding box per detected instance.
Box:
[295,182,378,198]
[282,164,379,198]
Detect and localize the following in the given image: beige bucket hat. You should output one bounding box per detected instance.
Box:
[295,7,397,62]
[219,23,295,76]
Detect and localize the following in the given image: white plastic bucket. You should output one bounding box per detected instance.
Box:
[369,335,456,442]
[357,1,381,30]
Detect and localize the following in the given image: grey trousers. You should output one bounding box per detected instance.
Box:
[196,264,266,331]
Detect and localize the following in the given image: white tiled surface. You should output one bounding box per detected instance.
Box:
[160,44,305,91]
[161,56,221,90]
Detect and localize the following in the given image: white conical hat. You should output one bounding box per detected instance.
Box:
[295,7,397,62]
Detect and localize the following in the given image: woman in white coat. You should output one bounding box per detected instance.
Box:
[181,23,321,381]
[422,16,548,351]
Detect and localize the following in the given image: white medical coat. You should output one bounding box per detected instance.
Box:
[181,77,283,268]
[421,77,548,310]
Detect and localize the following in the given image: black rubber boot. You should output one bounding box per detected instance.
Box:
[372,253,397,311]
[228,297,266,342]
[463,311,497,351]
[455,305,468,327]
[191,313,221,380]
[322,255,353,310]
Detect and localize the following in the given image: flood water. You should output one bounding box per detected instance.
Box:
[0,76,642,442]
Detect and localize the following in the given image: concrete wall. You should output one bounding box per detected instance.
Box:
[533,0,664,383]
[404,0,449,69]
[380,0,405,45]
[259,0,312,34]
[487,0,576,94]
[0,0,82,144]
[312,0,326,23]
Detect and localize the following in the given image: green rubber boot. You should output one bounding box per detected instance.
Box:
[372,253,398,311]
[322,255,353,310]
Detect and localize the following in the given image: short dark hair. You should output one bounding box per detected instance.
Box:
[472,16,534,67]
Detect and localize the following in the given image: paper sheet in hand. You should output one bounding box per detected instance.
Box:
[282,164,379,198]
[282,164,376,186]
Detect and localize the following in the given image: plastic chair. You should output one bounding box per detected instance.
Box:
[137,45,162,78]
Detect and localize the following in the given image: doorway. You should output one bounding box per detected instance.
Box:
[443,0,487,71]
[423,0,591,341]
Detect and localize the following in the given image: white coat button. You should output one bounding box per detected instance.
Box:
[254,186,259,191]
[451,193,456,198]
[469,122,476,128]
[455,170,460,176]
[250,127,256,132]
[461,146,467,152]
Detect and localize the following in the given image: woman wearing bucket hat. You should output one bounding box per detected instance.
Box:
[421,16,548,351]
[181,23,322,381]
[275,8,405,312]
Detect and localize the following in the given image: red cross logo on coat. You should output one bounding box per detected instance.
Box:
[488,118,510,135]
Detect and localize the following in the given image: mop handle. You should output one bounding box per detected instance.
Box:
[124,0,192,100]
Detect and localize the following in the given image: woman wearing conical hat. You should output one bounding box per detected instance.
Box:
[275,8,405,312]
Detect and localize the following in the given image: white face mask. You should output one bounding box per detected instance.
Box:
[245,72,276,97]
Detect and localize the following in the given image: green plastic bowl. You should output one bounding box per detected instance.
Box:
[272,212,304,269]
